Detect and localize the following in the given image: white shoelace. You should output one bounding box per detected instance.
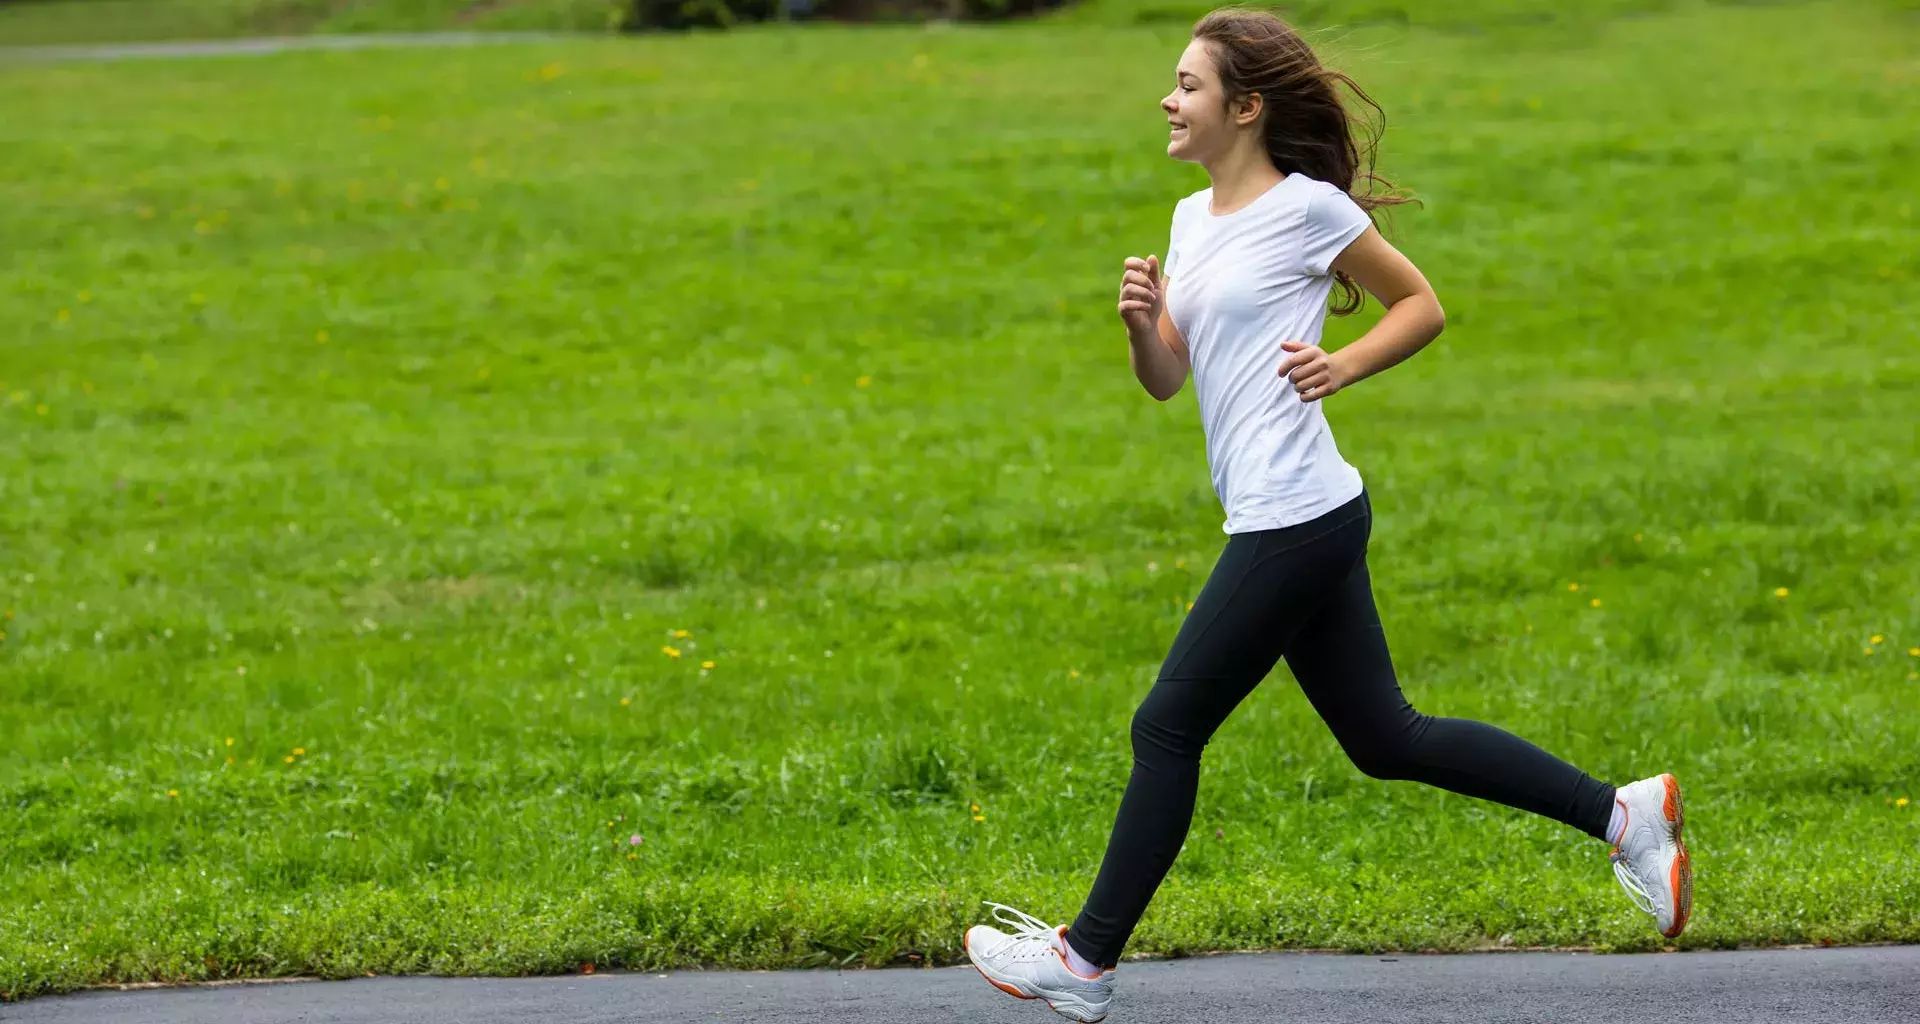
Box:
[1610,850,1657,915]
[984,901,1060,946]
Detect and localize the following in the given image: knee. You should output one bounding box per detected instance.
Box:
[1344,741,1415,781]
[1130,701,1204,764]
[1334,714,1428,781]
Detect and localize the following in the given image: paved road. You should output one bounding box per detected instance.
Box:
[7,946,1918,1023]
[0,32,565,64]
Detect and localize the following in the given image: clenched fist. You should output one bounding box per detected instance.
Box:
[1117,255,1164,335]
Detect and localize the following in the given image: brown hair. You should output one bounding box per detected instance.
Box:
[1193,5,1413,315]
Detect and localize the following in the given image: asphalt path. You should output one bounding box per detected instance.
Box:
[8,946,1918,1023]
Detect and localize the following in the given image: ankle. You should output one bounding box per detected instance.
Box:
[1055,930,1103,978]
[1605,798,1627,846]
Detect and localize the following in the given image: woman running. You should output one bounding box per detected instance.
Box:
[961,8,1692,1022]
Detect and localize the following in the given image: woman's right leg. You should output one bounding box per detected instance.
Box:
[1281,519,1616,839]
[1064,499,1371,969]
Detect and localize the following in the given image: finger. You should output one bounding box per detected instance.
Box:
[1122,284,1156,302]
[1147,254,1160,282]
[1119,300,1152,313]
[1124,257,1148,272]
[1293,370,1332,393]
[1280,339,1309,352]
[1123,270,1153,288]
[1287,360,1327,384]
[1276,351,1315,375]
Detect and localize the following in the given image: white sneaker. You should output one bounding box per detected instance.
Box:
[1609,773,1694,939]
[964,902,1114,1022]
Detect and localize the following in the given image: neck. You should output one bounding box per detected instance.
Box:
[1202,141,1284,212]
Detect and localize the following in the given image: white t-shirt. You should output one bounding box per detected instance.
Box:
[1163,173,1373,534]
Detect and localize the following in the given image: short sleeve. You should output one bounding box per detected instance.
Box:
[1299,184,1372,277]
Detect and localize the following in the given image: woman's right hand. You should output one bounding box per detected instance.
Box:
[1117,255,1164,335]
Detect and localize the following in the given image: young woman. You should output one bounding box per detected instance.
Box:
[961,9,1692,1022]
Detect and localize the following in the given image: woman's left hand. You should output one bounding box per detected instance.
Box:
[1277,340,1347,403]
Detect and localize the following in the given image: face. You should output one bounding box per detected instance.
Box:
[1161,39,1256,164]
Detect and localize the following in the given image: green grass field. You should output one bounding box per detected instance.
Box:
[2,0,1918,1004]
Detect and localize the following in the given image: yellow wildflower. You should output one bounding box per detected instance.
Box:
[661,646,681,659]
[701,660,715,669]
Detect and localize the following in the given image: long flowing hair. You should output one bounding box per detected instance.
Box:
[1193,6,1414,314]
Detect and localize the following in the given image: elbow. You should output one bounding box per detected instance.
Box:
[1150,374,1185,402]
[1429,294,1446,337]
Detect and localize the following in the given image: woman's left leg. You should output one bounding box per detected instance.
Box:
[1283,543,1616,840]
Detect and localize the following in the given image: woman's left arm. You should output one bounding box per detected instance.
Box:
[1277,225,1445,402]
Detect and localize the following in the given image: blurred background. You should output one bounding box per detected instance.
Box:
[2,0,1916,1005]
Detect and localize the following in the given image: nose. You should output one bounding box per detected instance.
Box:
[1161,93,1177,115]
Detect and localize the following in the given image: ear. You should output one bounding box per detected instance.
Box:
[1233,90,1264,129]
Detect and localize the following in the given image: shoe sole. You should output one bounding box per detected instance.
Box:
[963,931,1109,1023]
[1661,772,1693,939]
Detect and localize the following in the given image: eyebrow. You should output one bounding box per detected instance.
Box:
[1177,70,1200,82]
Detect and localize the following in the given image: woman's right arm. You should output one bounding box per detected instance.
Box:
[1118,254,1191,401]
[1128,304,1190,402]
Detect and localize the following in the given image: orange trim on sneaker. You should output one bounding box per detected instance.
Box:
[1666,844,1694,938]
[965,931,1036,1000]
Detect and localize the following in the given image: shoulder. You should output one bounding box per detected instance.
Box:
[1290,176,1369,239]
[1291,175,1362,214]
[1173,187,1211,224]
[1285,174,1346,209]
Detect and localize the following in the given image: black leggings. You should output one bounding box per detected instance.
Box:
[1064,491,1615,969]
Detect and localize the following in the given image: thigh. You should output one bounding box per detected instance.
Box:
[1150,512,1371,739]
[1283,551,1414,735]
